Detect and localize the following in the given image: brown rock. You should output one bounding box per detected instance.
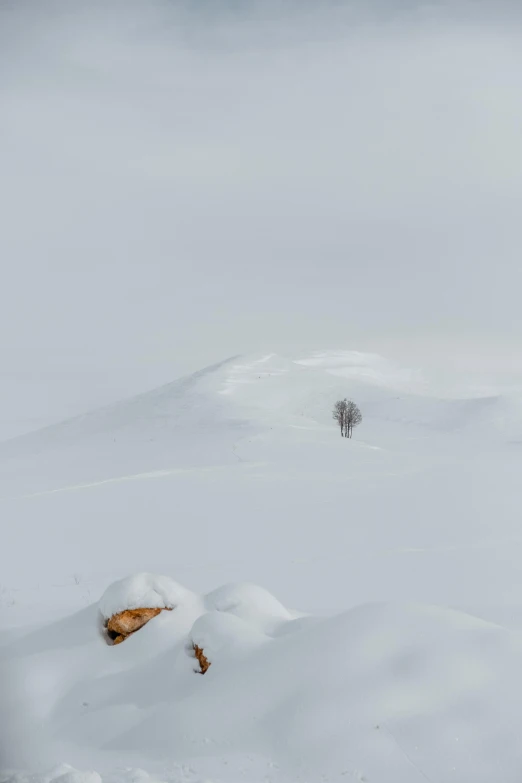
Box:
[106,607,170,644]
[111,633,126,645]
[193,644,211,674]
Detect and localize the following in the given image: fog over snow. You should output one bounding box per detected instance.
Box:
[1,2,522,782]
[1,0,522,435]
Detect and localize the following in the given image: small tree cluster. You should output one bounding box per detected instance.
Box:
[332,399,362,438]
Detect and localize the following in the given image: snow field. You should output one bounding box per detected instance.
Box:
[3,351,522,780]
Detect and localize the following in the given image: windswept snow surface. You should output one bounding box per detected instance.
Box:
[3,351,522,781]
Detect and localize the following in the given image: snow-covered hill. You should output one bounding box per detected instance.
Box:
[2,351,522,782]
[1,350,520,491]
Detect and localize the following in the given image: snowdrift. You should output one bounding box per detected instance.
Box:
[3,573,522,782]
[4,351,522,781]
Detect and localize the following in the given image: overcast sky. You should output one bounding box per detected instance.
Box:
[1,0,522,404]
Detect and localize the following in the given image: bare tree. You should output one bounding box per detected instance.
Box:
[332,399,348,436]
[345,400,362,438]
[332,398,362,437]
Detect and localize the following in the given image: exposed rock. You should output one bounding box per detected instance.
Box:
[193,644,211,674]
[106,607,169,644]
[110,633,126,646]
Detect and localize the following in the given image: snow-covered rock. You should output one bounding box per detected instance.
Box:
[98,573,194,620]
[106,607,166,645]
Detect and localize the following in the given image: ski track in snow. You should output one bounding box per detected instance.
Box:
[1,461,266,501]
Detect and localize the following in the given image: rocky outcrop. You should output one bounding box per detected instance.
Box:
[106,607,167,644]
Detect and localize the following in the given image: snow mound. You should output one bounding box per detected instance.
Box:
[98,573,195,620]
[114,598,522,782]
[0,767,161,783]
[98,576,301,651]
[6,574,522,781]
[205,582,293,623]
[190,610,269,665]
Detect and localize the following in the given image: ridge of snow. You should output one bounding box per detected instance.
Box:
[3,350,522,479]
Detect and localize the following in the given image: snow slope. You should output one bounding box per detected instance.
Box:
[3,577,522,782]
[2,350,522,781]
